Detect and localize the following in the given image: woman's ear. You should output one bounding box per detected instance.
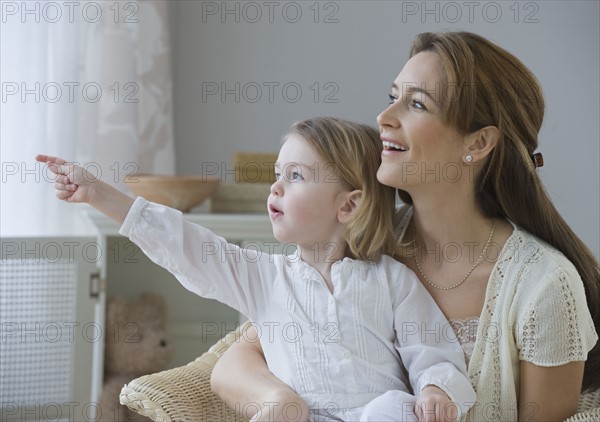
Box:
[464,125,500,163]
[337,190,362,223]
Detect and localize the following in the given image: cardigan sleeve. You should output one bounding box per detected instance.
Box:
[517,264,598,366]
[119,197,274,319]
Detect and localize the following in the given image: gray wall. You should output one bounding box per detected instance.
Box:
[169,1,600,258]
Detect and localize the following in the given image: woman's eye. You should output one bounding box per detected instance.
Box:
[388,94,398,105]
[411,99,427,110]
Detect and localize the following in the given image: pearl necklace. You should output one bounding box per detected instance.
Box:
[413,221,496,290]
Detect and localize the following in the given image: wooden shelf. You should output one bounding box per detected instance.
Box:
[85,209,275,240]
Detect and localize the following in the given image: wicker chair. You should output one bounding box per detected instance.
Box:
[120,321,600,422]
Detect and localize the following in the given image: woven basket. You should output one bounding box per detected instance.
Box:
[566,389,600,422]
[121,321,600,422]
[120,322,252,422]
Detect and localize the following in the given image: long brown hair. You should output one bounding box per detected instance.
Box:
[285,117,398,261]
[403,31,600,391]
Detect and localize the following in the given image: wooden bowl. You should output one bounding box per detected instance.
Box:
[124,174,221,212]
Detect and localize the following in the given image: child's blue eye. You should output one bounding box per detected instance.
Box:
[273,171,303,182]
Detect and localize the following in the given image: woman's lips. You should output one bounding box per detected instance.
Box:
[381,137,408,152]
[381,137,409,157]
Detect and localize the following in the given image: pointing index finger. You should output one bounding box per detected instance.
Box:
[35,154,67,165]
[35,155,70,175]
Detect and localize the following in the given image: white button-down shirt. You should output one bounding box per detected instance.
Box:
[120,198,476,415]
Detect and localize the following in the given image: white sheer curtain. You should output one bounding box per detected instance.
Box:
[0,0,175,236]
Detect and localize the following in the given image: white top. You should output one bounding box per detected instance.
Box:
[120,197,476,414]
[396,207,598,421]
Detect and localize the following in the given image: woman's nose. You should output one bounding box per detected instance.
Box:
[377,104,399,130]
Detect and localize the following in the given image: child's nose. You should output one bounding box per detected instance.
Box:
[270,181,282,196]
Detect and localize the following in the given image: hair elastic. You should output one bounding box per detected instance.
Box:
[531,152,544,168]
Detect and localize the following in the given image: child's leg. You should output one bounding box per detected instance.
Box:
[359,390,418,422]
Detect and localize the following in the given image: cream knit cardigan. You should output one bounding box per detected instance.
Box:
[397,208,598,421]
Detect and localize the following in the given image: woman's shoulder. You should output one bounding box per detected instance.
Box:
[504,224,580,280]
[502,225,598,366]
[495,225,587,313]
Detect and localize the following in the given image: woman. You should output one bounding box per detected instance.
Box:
[211,31,600,422]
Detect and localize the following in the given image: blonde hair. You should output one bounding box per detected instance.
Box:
[285,117,398,261]
[407,31,600,391]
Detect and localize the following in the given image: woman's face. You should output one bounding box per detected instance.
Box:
[376,51,468,194]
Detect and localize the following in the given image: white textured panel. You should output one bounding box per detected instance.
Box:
[0,259,77,405]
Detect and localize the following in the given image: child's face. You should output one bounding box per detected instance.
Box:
[268,134,350,249]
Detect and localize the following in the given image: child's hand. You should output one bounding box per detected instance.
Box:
[35,154,98,204]
[36,154,134,224]
[415,385,459,422]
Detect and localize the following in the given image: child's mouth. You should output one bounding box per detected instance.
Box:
[269,204,283,217]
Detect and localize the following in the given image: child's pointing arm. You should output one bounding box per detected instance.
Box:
[35,154,134,224]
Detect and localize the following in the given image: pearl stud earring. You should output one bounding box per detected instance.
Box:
[465,154,473,162]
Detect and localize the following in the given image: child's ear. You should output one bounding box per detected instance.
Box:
[338,190,362,224]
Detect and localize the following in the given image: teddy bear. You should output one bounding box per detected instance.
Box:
[96,292,171,421]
